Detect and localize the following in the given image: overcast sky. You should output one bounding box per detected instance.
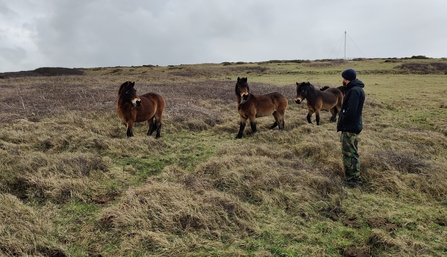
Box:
[1,0,446,72]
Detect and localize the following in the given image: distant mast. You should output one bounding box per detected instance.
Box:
[329,31,363,60]
[344,31,347,60]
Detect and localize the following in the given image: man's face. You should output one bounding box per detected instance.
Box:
[342,78,349,86]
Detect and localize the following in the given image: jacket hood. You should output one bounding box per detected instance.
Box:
[347,79,365,89]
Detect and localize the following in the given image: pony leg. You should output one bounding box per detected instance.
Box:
[269,122,278,129]
[249,116,257,133]
[250,121,257,133]
[315,111,321,125]
[236,121,246,139]
[126,121,134,137]
[306,112,313,124]
[153,115,162,138]
[147,118,156,136]
[278,118,285,130]
[329,108,337,122]
[270,111,279,129]
[155,123,162,138]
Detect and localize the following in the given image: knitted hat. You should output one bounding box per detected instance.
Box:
[342,68,356,81]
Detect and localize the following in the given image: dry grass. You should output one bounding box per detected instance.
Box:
[1,59,447,256]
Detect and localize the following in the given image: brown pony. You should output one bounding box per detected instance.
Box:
[117,81,166,138]
[320,85,347,96]
[295,82,343,125]
[235,77,288,138]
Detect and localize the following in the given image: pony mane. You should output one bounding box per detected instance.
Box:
[297,81,314,89]
[236,77,248,87]
[306,82,315,89]
[118,81,134,96]
[238,77,248,84]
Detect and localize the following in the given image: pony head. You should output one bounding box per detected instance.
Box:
[119,81,141,107]
[295,82,312,104]
[236,77,250,103]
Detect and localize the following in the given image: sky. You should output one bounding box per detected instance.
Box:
[1,0,446,72]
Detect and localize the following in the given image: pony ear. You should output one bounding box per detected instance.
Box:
[237,77,240,82]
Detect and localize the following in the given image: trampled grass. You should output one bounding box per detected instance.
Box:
[1,58,447,256]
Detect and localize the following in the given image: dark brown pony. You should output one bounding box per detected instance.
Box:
[295,82,343,125]
[235,77,288,138]
[117,81,166,138]
[320,85,347,96]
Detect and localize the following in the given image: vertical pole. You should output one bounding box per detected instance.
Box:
[344,31,347,60]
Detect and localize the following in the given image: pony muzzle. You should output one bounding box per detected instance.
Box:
[132,97,142,107]
[241,93,249,102]
[295,97,302,104]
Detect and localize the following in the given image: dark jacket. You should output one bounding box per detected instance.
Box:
[337,79,365,134]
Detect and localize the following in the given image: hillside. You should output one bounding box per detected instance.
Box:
[1,58,447,257]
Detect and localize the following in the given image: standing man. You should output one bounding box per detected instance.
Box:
[337,68,365,188]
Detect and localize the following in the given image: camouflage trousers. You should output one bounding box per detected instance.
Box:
[340,132,360,181]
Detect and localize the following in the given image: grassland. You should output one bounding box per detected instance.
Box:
[1,58,447,257]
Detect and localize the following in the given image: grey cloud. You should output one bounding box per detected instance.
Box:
[1,0,447,72]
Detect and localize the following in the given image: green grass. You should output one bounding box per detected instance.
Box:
[1,57,447,256]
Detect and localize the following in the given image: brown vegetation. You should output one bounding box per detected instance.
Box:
[397,62,447,74]
[0,67,84,78]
